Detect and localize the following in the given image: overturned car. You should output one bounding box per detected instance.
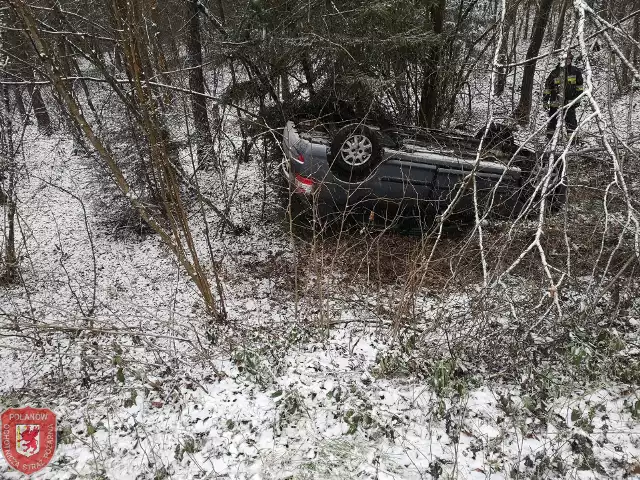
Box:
[281,119,565,230]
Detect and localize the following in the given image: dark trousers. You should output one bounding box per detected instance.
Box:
[547,106,578,138]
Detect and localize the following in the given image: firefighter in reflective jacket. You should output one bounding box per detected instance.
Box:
[543,51,584,138]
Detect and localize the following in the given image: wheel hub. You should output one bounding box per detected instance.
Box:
[340,134,373,167]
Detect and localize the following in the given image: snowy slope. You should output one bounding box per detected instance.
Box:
[1,124,639,479]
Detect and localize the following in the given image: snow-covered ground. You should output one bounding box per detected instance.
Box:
[1,124,639,480]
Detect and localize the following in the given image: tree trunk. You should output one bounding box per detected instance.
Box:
[147,0,173,108]
[301,52,315,96]
[496,1,520,97]
[617,2,632,91]
[281,73,292,103]
[545,7,556,43]
[5,16,52,135]
[514,0,556,125]
[13,88,27,117]
[216,0,226,24]
[553,0,569,50]
[1,86,18,282]
[26,82,53,135]
[496,35,509,97]
[633,10,640,72]
[418,0,446,128]
[522,4,531,39]
[186,0,215,168]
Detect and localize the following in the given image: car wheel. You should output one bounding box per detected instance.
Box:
[330,124,383,182]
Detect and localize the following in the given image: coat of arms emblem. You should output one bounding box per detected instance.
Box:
[1,407,57,475]
[16,425,41,457]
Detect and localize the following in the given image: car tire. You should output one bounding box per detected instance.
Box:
[330,124,383,182]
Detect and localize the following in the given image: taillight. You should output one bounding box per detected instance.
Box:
[296,153,305,164]
[294,174,314,194]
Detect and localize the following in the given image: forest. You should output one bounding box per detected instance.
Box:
[1,0,640,478]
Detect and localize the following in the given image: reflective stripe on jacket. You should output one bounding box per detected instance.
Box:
[543,64,584,107]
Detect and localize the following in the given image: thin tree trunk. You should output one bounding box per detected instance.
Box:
[186,0,214,168]
[553,0,569,50]
[281,73,292,103]
[16,29,53,134]
[21,32,52,135]
[496,1,520,96]
[216,0,225,24]
[2,12,30,124]
[13,88,27,117]
[633,11,640,72]
[511,14,520,109]
[617,2,632,90]
[546,7,556,43]
[418,0,446,127]
[148,0,173,108]
[523,4,531,39]
[514,0,556,125]
[26,82,53,135]
[1,86,18,282]
[496,32,510,97]
[301,52,315,96]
